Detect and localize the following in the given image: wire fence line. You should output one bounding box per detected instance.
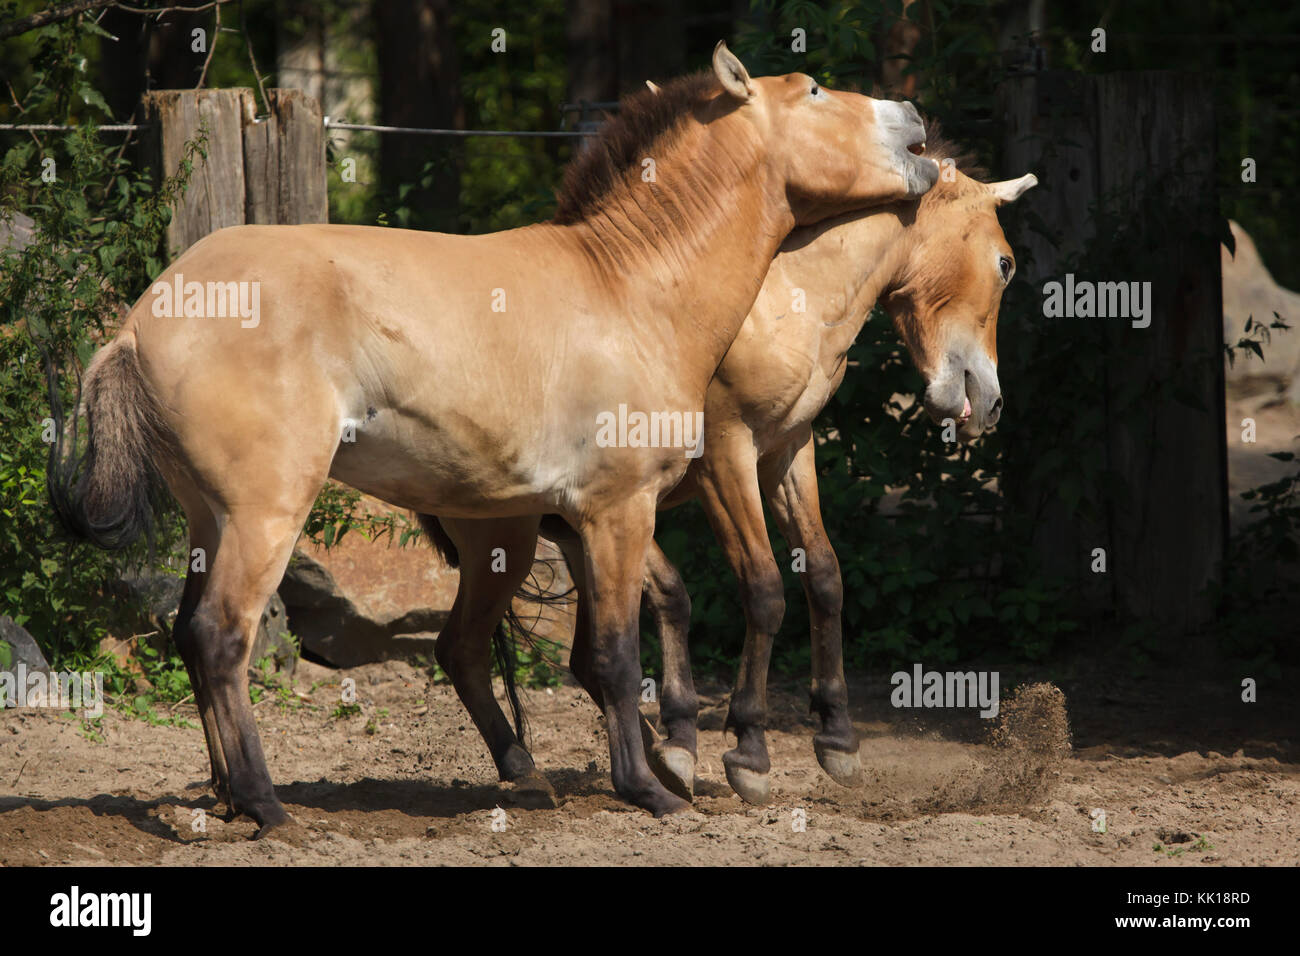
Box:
[0,117,608,137]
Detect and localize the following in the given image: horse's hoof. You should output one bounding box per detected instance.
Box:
[652,744,695,800]
[652,792,692,818]
[723,759,771,805]
[252,812,296,842]
[814,742,863,788]
[505,773,558,810]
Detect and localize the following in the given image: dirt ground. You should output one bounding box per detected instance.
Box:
[1,657,1296,866]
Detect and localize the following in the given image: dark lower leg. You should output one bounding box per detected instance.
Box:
[435,516,543,786]
[643,541,697,756]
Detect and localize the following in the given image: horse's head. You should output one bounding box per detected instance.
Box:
[708,42,938,223]
[882,166,1037,441]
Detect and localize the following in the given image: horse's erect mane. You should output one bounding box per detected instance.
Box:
[553,71,722,225]
[920,117,989,183]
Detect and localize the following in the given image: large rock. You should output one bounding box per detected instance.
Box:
[278,549,444,667]
[1222,220,1300,402]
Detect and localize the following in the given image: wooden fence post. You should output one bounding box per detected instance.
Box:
[141,88,327,258]
[241,89,328,226]
[997,71,1228,636]
[142,88,249,258]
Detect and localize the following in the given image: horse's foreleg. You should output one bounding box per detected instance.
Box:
[761,432,861,787]
[577,498,689,817]
[695,444,784,805]
[548,517,694,801]
[434,515,554,806]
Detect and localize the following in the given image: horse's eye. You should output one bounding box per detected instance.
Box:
[999,256,1013,281]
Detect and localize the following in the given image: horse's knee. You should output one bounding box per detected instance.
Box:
[742,566,786,636]
[650,576,691,632]
[804,547,843,618]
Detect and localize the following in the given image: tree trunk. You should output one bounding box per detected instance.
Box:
[374,0,462,231]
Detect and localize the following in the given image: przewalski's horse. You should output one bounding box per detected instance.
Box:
[48,43,938,833]
[435,130,1036,805]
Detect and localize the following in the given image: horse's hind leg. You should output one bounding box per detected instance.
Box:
[693,441,784,805]
[434,515,554,806]
[189,495,320,836]
[165,480,229,804]
[761,432,861,787]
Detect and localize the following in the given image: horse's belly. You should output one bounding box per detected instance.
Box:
[325,414,557,517]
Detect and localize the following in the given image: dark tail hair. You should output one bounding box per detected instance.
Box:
[44,335,174,551]
[493,607,528,742]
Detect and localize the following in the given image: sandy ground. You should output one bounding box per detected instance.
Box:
[1,658,1295,866]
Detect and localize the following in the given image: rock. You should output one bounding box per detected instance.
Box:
[1222,220,1300,402]
[0,616,50,673]
[249,593,297,679]
[278,550,443,668]
[0,211,35,257]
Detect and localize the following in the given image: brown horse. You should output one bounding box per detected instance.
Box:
[48,43,938,833]
[433,131,1036,805]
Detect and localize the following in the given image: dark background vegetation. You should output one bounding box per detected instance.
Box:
[1,0,1296,708]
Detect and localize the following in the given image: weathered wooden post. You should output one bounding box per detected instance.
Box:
[997,71,1228,636]
[241,89,328,226]
[141,88,327,258]
[141,88,248,257]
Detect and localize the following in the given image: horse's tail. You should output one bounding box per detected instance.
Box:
[417,512,459,568]
[45,333,175,551]
[495,548,578,743]
[493,606,529,742]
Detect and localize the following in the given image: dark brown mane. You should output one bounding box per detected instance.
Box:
[921,118,989,182]
[553,71,722,225]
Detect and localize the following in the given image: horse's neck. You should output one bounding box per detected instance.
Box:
[778,209,911,348]
[561,122,794,384]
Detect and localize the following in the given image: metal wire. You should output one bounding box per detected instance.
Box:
[1,119,598,137]
[0,123,144,131]
[323,119,594,138]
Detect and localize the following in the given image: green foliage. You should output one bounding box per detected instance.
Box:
[0,23,201,665]
[301,482,423,550]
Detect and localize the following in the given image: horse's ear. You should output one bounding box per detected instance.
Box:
[713,41,755,101]
[988,173,1038,205]
[646,80,661,95]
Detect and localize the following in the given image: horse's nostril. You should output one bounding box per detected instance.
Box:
[990,396,1003,416]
